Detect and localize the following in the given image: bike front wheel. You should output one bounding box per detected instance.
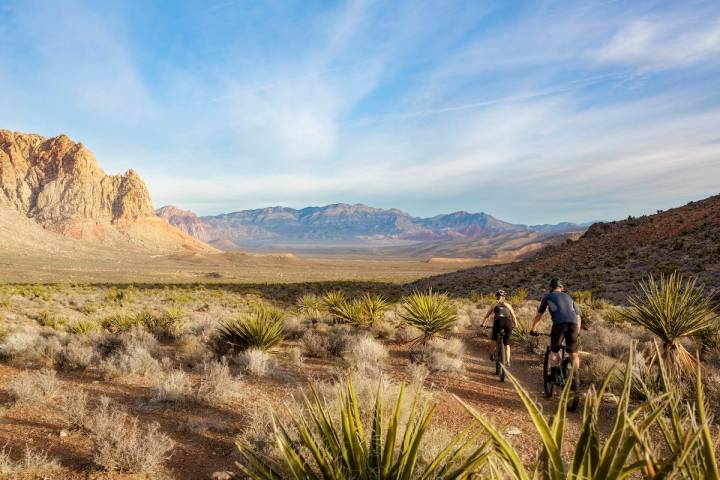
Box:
[543,347,553,398]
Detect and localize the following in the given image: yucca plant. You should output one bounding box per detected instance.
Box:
[321,290,347,312]
[619,272,719,372]
[356,293,389,326]
[66,319,99,335]
[296,293,323,317]
[457,343,719,480]
[399,290,457,343]
[144,307,185,339]
[218,306,285,352]
[236,379,490,479]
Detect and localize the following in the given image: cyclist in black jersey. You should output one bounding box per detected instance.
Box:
[480,290,518,366]
[530,278,582,380]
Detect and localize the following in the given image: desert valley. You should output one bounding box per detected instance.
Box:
[1,1,720,478]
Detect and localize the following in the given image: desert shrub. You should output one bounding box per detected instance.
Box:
[177,335,212,367]
[572,290,593,304]
[217,306,285,353]
[301,331,327,358]
[66,318,99,335]
[101,312,147,334]
[10,369,62,405]
[88,397,174,475]
[395,325,423,343]
[58,336,97,370]
[236,380,487,479]
[196,360,243,405]
[509,288,528,305]
[301,325,354,359]
[0,445,60,476]
[287,347,303,365]
[0,297,11,309]
[399,290,457,342]
[99,346,161,379]
[81,301,99,315]
[34,309,65,329]
[238,348,272,377]
[372,319,396,339]
[145,307,186,340]
[60,389,89,430]
[282,315,306,340]
[105,287,134,305]
[355,293,389,326]
[120,324,159,353]
[414,338,465,374]
[343,336,388,372]
[153,369,193,403]
[620,272,718,371]
[407,362,430,385]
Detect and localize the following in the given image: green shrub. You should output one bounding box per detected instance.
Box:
[295,293,323,317]
[572,290,593,305]
[398,290,457,343]
[217,306,285,352]
[105,287,135,305]
[236,380,489,479]
[144,308,185,340]
[508,288,527,305]
[67,319,100,335]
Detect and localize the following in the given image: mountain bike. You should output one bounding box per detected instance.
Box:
[530,331,579,411]
[480,325,508,382]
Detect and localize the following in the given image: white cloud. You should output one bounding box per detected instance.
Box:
[595,17,720,68]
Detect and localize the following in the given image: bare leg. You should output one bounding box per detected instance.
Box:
[505,345,511,365]
[570,352,580,371]
[550,351,560,367]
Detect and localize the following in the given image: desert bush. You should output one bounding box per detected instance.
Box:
[372,319,396,339]
[287,346,303,365]
[399,290,457,342]
[620,272,718,371]
[81,301,99,315]
[101,312,147,334]
[282,315,306,340]
[217,306,285,353]
[414,338,465,374]
[0,445,60,476]
[196,360,243,405]
[343,336,388,372]
[60,389,89,430]
[153,369,193,403]
[572,290,593,305]
[509,287,528,305]
[105,286,134,305]
[150,308,186,340]
[236,379,488,479]
[395,325,423,343]
[35,309,65,329]
[238,348,272,376]
[301,326,354,359]
[88,396,174,475]
[120,324,159,353]
[58,336,97,370]
[99,346,161,379]
[10,369,62,405]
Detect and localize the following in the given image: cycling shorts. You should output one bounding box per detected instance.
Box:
[492,317,513,344]
[550,322,579,354]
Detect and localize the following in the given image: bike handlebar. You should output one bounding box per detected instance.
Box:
[529,331,551,337]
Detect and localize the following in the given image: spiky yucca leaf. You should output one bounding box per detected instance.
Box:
[296,293,323,317]
[66,319,99,335]
[620,272,719,371]
[357,293,389,326]
[218,306,285,352]
[399,290,457,342]
[236,379,490,479]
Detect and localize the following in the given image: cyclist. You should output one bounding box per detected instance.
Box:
[530,278,581,381]
[480,290,517,366]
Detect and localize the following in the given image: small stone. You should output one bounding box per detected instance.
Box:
[59,429,69,438]
[211,472,233,480]
[506,426,522,435]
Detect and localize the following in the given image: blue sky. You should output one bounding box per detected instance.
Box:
[1,0,719,224]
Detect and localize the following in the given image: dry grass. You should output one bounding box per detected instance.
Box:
[0,445,60,477]
[343,335,388,372]
[9,369,62,405]
[196,360,244,405]
[153,369,193,403]
[238,348,273,376]
[88,396,174,475]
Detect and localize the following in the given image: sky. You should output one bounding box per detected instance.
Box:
[1,0,719,224]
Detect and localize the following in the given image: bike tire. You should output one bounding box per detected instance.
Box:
[498,338,506,382]
[543,347,553,398]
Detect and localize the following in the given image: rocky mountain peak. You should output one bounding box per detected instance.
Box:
[0,129,155,232]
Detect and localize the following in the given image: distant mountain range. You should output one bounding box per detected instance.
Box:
[412,194,720,301]
[157,203,587,258]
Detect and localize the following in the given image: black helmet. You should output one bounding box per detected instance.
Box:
[549,278,564,290]
[495,289,507,298]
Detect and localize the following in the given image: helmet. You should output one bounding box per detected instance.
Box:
[549,278,564,290]
[495,289,507,298]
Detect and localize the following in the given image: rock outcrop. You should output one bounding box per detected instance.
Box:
[0,130,215,253]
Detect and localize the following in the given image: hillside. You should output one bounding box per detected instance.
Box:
[411,194,720,301]
[0,130,214,253]
[158,203,584,255]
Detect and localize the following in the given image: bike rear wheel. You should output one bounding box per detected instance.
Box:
[543,347,553,398]
[498,338,506,382]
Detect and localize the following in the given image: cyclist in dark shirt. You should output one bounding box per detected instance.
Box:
[530,279,581,380]
[480,290,518,366]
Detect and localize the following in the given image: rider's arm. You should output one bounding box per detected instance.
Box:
[530,312,543,332]
[481,306,493,326]
[574,302,582,331]
[507,303,518,327]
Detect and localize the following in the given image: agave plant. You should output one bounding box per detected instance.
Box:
[66,319,99,335]
[398,290,457,343]
[619,272,719,371]
[218,305,285,352]
[236,379,490,479]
